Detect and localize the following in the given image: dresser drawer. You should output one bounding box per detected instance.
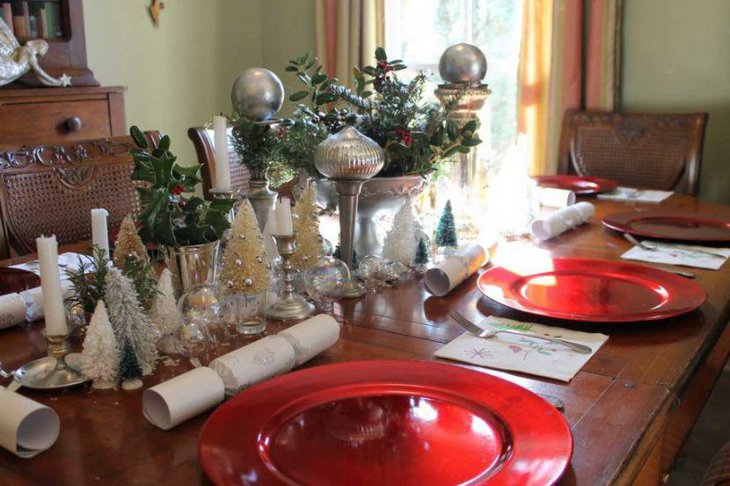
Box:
[0,99,112,145]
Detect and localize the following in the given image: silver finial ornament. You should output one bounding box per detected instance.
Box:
[439,43,487,85]
[231,68,284,121]
[314,127,385,180]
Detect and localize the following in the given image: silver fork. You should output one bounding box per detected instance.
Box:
[448,312,593,355]
[623,232,724,259]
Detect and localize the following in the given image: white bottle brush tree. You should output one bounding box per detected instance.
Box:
[291,182,324,271]
[149,268,183,355]
[383,198,419,266]
[80,300,119,389]
[105,267,158,385]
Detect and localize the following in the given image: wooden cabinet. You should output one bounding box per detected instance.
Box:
[0,86,125,145]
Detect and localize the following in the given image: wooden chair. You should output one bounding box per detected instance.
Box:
[0,131,160,258]
[187,126,250,200]
[557,110,708,195]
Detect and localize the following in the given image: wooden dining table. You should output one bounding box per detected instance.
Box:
[0,194,728,486]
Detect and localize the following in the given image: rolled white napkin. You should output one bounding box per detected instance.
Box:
[530,202,595,241]
[20,280,74,322]
[0,293,28,330]
[0,388,60,458]
[278,314,341,366]
[538,187,576,208]
[143,367,225,430]
[424,244,489,297]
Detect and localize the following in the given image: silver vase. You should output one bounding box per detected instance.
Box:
[316,176,428,256]
[162,241,220,298]
[247,176,277,232]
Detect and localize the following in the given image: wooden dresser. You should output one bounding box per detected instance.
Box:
[0,86,126,146]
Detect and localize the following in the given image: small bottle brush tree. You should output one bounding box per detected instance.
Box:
[149,268,182,354]
[219,199,271,295]
[414,237,430,269]
[113,214,159,308]
[383,198,418,266]
[435,200,458,248]
[291,183,324,271]
[118,338,143,389]
[80,300,119,389]
[105,267,158,376]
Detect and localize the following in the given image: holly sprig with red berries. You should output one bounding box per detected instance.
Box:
[282,48,481,177]
[129,126,235,247]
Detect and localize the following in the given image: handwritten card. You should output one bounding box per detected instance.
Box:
[435,316,608,382]
[621,242,729,270]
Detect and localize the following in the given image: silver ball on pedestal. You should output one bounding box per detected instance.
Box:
[230,68,284,121]
[438,43,488,85]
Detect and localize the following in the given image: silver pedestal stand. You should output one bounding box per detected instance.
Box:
[335,180,368,298]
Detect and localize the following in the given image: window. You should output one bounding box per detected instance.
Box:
[384,0,523,169]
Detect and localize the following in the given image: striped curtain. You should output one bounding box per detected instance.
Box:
[315,0,385,87]
[518,0,623,175]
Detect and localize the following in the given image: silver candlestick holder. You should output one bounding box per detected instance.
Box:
[334,180,368,298]
[13,334,89,389]
[268,233,315,320]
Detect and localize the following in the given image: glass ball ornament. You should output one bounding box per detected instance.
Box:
[303,256,349,311]
[439,43,487,85]
[230,67,284,121]
[357,255,409,289]
[177,284,221,357]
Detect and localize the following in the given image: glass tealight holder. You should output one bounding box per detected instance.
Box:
[177,284,221,358]
[222,292,267,336]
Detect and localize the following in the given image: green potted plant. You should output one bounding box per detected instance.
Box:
[129,126,236,295]
[277,48,481,254]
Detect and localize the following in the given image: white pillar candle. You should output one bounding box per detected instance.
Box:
[213,115,231,191]
[276,198,293,235]
[36,236,68,336]
[266,203,279,235]
[90,208,110,258]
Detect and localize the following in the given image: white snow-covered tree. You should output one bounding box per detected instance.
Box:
[149,268,180,336]
[382,198,418,266]
[105,267,158,375]
[80,300,119,389]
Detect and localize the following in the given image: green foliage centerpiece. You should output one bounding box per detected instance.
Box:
[129,126,235,295]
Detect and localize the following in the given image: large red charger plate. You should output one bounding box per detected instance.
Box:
[603,211,730,243]
[199,360,572,486]
[478,258,706,322]
[533,175,617,195]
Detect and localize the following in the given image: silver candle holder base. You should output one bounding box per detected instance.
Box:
[268,234,315,321]
[14,335,89,390]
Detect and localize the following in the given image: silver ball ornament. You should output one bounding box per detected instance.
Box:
[231,68,284,121]
[439,43,487,84]
[255,256,264,264]
[235,259,243,267]
[244,278,253,287]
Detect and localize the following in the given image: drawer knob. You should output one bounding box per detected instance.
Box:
[65,117,83,132]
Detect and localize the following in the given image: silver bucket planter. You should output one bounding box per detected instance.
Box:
[162,240,220,298]
[316,176,428,256]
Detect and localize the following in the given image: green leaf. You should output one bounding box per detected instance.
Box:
[461,138,482,147]
[311,73,327,85]
[362,66,377,76]
[442,146,459,158]
[204,210,231,240]
[209,197,237,213]
[375,47,387,62]
[284,65,298,72]
[139,189,166,235]
[457,146,471,154]
[157,134,171,152]
[290,91,309,102]
[392,64,407,71]
[463,120,478,133]
[315,93,338,105]
[130,126,148,149]
[361,90,373,98]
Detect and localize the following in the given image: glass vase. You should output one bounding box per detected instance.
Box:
[221,292,267,336]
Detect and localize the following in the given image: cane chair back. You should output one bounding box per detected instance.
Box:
[0,131,161,258]
[557,110,708,195]
[187,126,250,200]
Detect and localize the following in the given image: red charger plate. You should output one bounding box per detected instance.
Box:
[199,360,573,486]
[533,175,617,195]
[603,211,730,243]
[477,258,706,323]
[0,267,40,296]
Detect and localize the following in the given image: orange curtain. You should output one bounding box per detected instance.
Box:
[518,0,622,175]
[315,0,385,87]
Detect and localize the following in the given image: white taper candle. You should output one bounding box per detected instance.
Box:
[90,208,110,258]
[36,236,68,336]
[276,198,293,235]
[213,115,231,191]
